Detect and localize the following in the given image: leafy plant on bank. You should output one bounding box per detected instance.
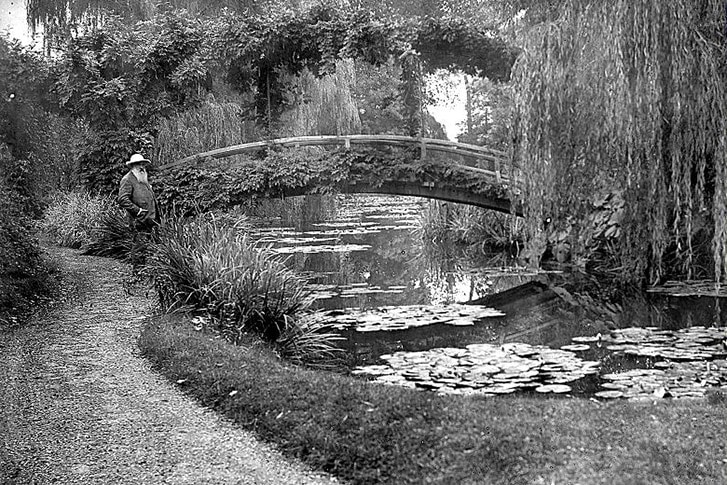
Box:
[0,178,58,326]
[146,215,312,343]
[81,210,135,259]
[275,311,345,370]
[417,201,522,252]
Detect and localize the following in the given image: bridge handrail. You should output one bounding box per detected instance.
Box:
[158,135,511,172]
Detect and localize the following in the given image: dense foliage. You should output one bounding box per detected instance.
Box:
[512,0,727,284]
[0,178,45,321]
[215,6,519,127]
[54,12,215,192]
[26,0,264,49]
[0,37,63,323]
[48,5,517,192]
[155,98,258,168]
[457,77,512,150]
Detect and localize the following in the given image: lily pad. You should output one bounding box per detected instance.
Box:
[561,344,590,352]
[535,384,572,393]
[595,390,624,399]
[571,335,602,343]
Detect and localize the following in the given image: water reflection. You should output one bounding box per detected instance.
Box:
[243,194,727,399]
[245,194,535,309]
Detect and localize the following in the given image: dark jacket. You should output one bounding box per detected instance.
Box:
[118,171,159,230]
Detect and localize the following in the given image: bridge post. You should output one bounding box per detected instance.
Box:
[420,139,426,160]
[494,159,502,183]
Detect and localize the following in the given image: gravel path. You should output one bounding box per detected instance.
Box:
[0,247,340,484]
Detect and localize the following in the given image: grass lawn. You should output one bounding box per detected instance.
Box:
[139,314,727,485]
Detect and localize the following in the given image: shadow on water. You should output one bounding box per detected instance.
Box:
[244,194,727,399]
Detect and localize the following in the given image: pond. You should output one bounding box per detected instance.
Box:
[245,194,727,400]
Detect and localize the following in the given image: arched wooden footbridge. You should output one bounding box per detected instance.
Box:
[159,135,522,215]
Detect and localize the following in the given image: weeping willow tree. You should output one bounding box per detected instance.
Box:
[512,0,727,285]
[155,98,258,167]
[282,59,362,136]
[26,0,261,48]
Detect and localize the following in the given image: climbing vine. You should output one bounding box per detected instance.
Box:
[54,11,215,192]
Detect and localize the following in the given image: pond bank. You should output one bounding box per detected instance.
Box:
[141,309,727,484]
[0,247,338,485]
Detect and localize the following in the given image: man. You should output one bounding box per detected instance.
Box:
[118,153,159,270]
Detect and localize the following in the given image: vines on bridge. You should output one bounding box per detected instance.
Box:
[155,147,510,215]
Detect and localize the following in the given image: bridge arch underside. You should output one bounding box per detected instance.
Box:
[271,181,521,215]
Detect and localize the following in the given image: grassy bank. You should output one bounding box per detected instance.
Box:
[140,314,727,485]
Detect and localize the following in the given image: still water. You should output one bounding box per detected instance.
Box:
[246,194,727,399]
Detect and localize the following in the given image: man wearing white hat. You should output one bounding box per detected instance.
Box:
[118,153,159,270]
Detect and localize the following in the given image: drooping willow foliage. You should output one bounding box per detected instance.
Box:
[156,99,258,167]
[512,0,727,285]
[282,59,362,136]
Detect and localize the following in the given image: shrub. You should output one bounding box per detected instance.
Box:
[0,186,42,315]
[0,179,57,325]
[146,215,311,342]
[40,191,121,249]
[0,184,41,278]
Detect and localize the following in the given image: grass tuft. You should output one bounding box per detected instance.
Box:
[40,191,121,249]
[275,311,345,370]
[146,215,312,343]
[81,210,134,259]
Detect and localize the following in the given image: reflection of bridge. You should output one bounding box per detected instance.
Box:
[159,135,521,214]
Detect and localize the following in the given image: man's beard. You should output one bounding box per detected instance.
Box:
[132,167,149,185]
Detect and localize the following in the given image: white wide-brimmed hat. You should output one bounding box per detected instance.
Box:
[126,153,151,166]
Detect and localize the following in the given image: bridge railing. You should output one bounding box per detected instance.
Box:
[158,134,517,184]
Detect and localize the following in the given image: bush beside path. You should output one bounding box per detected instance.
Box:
[0,247,339,485]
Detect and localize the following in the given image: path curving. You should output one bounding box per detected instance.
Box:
[0,247,340,485]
